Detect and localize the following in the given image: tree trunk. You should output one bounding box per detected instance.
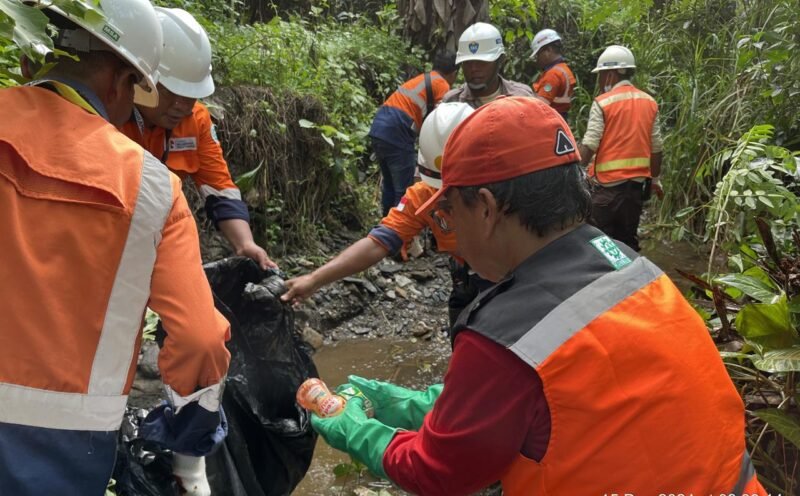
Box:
[398,0,489,55]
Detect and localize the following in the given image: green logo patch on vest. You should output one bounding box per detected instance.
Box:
[590,235,632,270]
[102,25,120,42]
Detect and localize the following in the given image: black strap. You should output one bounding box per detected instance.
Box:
[424,72,434,117]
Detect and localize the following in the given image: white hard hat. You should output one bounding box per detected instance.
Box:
[592,45,636,73]
[529,29,561,59]
[46,0,163,107]
[155,7,214,99]
[455,22,505,65]
[418,102,475,189]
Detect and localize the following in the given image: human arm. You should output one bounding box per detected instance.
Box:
[580,101,605,168]
[384,331,547,495]
[218,218,277,270]
[313,331,547,494]
[143,175,231,455]
[579,144,595,168]
[649,113,663,197]
[281,237,389,303]
[347,375,443,430]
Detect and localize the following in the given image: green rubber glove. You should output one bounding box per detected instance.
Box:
[310,393,397,479]
[347,375,443,430]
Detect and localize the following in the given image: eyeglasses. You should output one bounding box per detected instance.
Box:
[430,199,454,233]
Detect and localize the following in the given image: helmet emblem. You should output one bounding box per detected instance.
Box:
[469,42,479,54]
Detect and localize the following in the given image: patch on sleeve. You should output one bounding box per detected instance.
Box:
[589,235,632,270]
[543,83,552,93]
[210,124,220,143]
[395,196,408,212]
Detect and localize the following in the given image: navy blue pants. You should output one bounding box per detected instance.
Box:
[372,137,417,216]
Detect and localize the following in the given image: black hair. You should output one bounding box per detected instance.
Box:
[456,163,591,237]
[433,51,458,75]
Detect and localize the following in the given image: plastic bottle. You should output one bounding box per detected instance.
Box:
[296,378,347,417]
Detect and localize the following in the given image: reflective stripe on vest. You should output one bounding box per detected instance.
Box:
[0,152,173,431]
[731,449,759,496]
[88,152,172,395]
[550,65,573,104]
[509,257,662,366]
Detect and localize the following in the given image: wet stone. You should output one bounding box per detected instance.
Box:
[302,326,324,350]
[138,340,160,380]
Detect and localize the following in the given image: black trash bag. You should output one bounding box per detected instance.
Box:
[114,257,318,496]
[203,257,318,496]
[113,408,178,495]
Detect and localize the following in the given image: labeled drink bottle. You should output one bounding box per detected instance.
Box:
[296,378,347,417]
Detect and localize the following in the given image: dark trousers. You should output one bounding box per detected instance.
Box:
[371,137,417,216]
[589,181,644,252]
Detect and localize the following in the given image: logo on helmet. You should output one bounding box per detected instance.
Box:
[102,25,121,42]
[469,42,479,54]
[496,38,502,45]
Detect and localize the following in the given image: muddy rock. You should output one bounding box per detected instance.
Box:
[412,321,433,338]
[301,325,325,349]
[394,274,413,288]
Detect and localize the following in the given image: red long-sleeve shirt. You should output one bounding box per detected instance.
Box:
[383,331,551,495]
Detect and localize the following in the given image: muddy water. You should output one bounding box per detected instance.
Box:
[640,238,708,291]
[292,337,451,495]
[291,240,707,495]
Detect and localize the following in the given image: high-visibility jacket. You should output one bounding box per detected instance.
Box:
[455,224,765,495]
[368,182,458,259]
[369,72,450,149]
[120,102,249,223]
[0,83,231,495]
[589,83,658,183]
[532,60,575,116]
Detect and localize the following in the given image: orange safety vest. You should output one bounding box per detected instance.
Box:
[0,85,230,436]
[384,71,450,131]
[459,227,765,495]
[589,84,657,184]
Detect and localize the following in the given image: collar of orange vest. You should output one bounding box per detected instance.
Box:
[28,77,109,121]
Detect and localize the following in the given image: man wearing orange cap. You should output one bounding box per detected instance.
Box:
[309,97,766,495]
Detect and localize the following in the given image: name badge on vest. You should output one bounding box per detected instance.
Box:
[168,137,197,152]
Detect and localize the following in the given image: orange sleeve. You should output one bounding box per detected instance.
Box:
[532,69,565,104]
[148,174,231,397]
[189,104,238,193]
[379,184,432,243]
[433,76,451,104]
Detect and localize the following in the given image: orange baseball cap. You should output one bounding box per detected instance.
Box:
[415,96,581,215]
